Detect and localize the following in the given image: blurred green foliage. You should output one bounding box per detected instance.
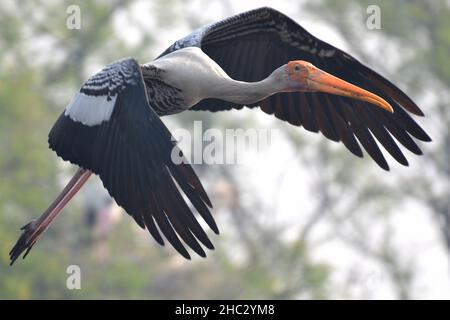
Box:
[1,0,449,300]
[0,0,329,299]
[307,0,450,271]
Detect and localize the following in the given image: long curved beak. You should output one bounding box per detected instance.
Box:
[305,67,394,113]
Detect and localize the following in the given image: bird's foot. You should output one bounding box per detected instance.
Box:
[9,219,41,266]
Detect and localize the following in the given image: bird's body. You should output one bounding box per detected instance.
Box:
[10,7,431,264]
[145,47,286,110]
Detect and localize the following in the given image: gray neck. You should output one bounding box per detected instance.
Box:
[143,47,288,108]
[211,76,285,105]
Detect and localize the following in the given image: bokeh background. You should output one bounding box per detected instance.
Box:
[1,0,449,299]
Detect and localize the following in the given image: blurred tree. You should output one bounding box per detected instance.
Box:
[0,0,329,299]
[293,0,450,298]
[2,0,447,300]
[0,0,168,299]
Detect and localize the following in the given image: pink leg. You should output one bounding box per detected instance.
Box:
[10,167,92,265]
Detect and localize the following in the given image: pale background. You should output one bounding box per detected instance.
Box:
[0,0,449,299]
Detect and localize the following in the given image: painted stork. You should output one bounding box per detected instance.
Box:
[10,7,430,264]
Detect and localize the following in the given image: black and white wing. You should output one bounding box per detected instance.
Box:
[49,58,218,259]
[160,7,431,170]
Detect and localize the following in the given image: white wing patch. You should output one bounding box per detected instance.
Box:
[64,92,117,126]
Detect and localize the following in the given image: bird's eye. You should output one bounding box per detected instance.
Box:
[294,65,301,71]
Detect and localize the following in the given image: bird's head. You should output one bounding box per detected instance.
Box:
[285,60,393,113]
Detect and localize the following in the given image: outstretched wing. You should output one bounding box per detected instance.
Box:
[160,7,431,170]
[48,58,218,259]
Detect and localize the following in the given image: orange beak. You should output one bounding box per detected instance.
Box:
[289,61,394,113]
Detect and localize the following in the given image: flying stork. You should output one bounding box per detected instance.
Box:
[10,7,431,264]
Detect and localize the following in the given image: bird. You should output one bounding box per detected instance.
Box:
[9,7,431,265]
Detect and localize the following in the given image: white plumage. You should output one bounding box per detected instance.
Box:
[148,47,286,107]
[64,92,117,126]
